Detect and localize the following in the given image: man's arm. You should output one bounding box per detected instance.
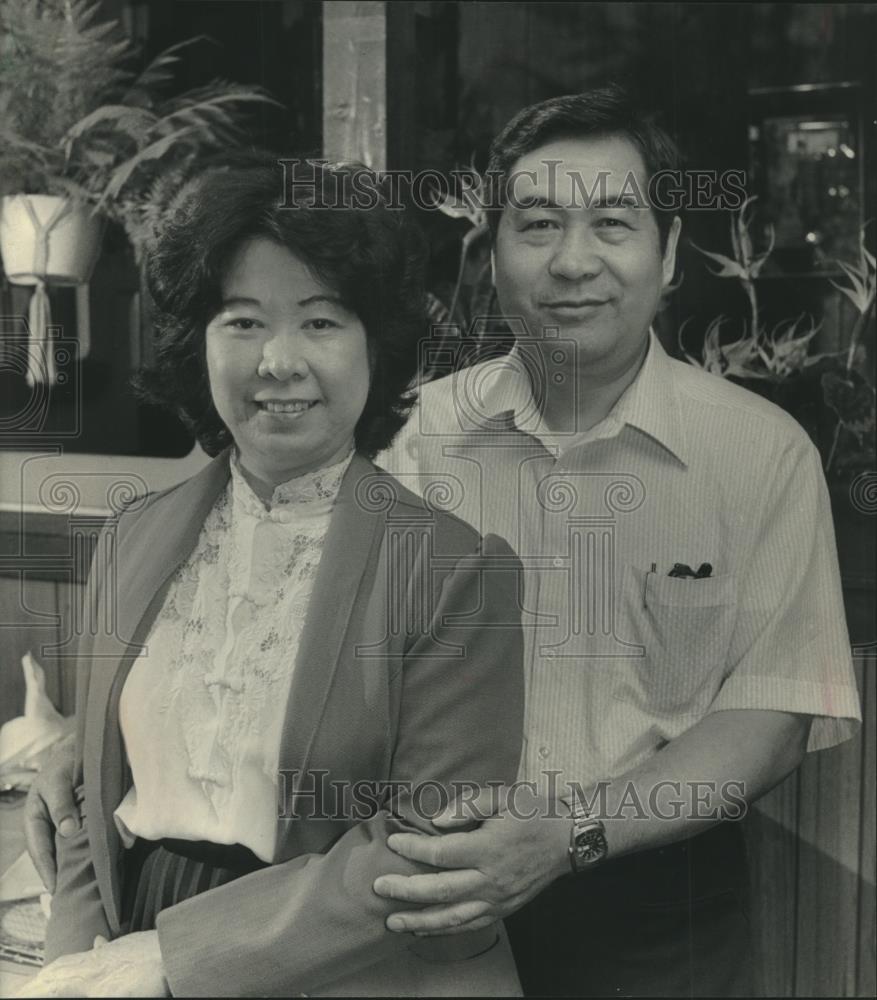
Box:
[374,435,858,933]
[373,706,810,934]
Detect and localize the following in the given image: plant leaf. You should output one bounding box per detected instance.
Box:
[93,126,198,208]
[689,242,749,280]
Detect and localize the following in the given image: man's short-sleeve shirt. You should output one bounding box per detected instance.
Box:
[378,333,861,787]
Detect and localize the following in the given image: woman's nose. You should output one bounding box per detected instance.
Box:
[258,333,309,381]
[548,229,603,282]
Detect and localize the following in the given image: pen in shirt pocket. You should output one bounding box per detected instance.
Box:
[643,561,714,608]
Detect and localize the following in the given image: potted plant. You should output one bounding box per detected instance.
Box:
[0,0,278,383]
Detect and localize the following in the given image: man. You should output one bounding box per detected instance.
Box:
[28,87,860,997]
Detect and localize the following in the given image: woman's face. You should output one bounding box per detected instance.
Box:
[205,237,370,487]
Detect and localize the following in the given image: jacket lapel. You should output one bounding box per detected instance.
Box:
[83,450,231,931]
[273,454,387,859]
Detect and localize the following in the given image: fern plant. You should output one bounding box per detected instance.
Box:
[0,0,279,259]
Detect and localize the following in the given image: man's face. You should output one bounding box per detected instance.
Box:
[493,134,680,381]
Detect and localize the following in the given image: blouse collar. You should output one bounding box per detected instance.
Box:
[229,449,354,521]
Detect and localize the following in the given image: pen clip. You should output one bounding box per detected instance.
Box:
[643,562,656,609]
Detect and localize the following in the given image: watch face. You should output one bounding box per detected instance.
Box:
[575,826,608,867]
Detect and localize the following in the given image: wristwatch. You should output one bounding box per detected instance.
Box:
[568,800,608,873]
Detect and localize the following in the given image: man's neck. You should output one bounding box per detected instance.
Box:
[536,336,650,435]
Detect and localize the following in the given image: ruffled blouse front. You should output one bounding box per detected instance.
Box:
[114,451,352,863]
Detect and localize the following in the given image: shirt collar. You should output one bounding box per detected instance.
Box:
[475,330,689,466]
[230,449,354,519]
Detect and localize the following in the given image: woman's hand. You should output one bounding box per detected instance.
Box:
[15,932,168,998]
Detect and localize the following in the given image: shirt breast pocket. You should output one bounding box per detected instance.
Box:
[619,564,738,717]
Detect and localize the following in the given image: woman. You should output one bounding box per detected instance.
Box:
[25,159,524,997]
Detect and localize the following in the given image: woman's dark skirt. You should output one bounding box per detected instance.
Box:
[121,837,268,931]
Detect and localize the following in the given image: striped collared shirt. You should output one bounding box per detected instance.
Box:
[379,332,860,788]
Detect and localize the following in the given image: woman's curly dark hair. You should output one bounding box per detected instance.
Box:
[136,152,428,458]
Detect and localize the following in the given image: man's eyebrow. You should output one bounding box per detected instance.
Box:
[509,193,645,211]
[590,194,644,210]
[510,195,563,211]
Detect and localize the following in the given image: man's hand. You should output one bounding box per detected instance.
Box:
[373,785,570,935]
[14,931,168,998]
[24,733,80,893]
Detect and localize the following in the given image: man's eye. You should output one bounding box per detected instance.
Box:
[522,219,559,232]
[597,217,631,229]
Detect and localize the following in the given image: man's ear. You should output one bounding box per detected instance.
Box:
[662,216,682,289]
[490,248,496,287]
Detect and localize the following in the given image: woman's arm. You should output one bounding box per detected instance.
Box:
[153,533,524,997]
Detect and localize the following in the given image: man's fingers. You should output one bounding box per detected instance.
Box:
[386,830,485,869]
[23,737,81,893]
[385,899,493,933]
[413,914,498,937]
[373,868,485,904]
[43,743,81,836]
[431,787,504,829]
[23,785,59,893]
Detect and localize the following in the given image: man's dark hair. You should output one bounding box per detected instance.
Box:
[485,84,682,250]
[136,153,427,458]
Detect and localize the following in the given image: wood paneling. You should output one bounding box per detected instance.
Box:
[746,773,799,996]
[857,652,877,998]
[794,662,865,996]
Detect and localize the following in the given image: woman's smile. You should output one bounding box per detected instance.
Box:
[256,399,320,418]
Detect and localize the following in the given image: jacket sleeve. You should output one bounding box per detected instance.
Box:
[154,533,525,997]
[42,521,117,962]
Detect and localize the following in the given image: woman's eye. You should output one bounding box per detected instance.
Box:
[304,318,340,331]
[225,317,261,331]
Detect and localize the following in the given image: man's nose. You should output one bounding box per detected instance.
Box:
[258,331,310,380]
[548,229,603,282]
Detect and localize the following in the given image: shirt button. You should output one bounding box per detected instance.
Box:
[543,648,557,658]
[552,557,563,568]
[538,745,551,759]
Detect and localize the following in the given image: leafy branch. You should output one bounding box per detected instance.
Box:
[683,197,875,475]
[0,0,281,259]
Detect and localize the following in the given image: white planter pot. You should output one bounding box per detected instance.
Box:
[0,194,104,286]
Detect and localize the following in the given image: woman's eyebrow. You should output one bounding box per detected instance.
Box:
[219,296,262,309]
[299,294,346,308]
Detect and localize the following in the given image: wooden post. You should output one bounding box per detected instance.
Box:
[322,1,388,170]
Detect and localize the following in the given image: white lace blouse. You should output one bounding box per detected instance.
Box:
[114,450,353,863]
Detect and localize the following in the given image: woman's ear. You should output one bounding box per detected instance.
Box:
[661,216,682,290]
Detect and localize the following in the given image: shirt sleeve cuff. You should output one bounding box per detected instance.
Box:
[708,673,862,752]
